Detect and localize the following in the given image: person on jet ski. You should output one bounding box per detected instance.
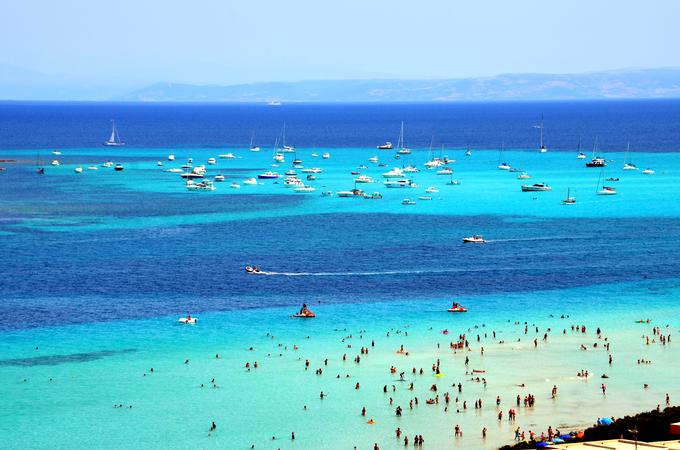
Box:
[300,303,309,314]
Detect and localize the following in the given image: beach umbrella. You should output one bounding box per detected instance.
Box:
[598,417,613,425]
[559,434,571,440]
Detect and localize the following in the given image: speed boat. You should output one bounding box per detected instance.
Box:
[642,168,655,175]
[425,186,439,193]
[463,235,485,243]
[178,315,198,325]
[401,199,416,205]
[74,167,83,173]
[245,265,263,274]
[219,153,236,159]
[377,141,393,150]
[114,164,124,171]
[497,162,511,170]
[52,150,62,155]
[207,157,216,165]
[447,302,468,313]
[214,175,225,182]
[521,183,551,192]
[322,153,331,159]
[88,166,98,170]
[294,186,316,193]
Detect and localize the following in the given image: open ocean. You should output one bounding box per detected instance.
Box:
[1,100,679,449]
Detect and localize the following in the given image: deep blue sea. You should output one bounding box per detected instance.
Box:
[1,101,680,449]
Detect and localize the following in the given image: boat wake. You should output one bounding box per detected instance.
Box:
[484,235,578,243]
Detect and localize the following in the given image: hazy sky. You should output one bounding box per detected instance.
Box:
[1,0,678,85]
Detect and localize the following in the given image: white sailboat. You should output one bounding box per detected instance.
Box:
[623,142,638,170]
[534,114,547,153]
[279,123,295,152]
[249,132,260,152]
[596,166,617,195]
[497,142,511,170]
[396,121,411,155]
[103,120,125,146]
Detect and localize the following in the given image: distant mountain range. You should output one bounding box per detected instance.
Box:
[2,65,680,102]
[119,68,680,103]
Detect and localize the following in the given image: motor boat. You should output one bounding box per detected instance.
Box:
[463,235,485,243]
[214,175,225,182]
[363,192,382,199]
[219,153,236,159]
[368,156,379,163]
[258,171,281,179]
[377,141,393,150]
[465,149,472,157]
[157,161,164,167]
[437,167,453,175]
[168,154,175,161]
[52,150,62,155]
[207,157,216,165]
[382,167,404,178]
[355,175,374,183]
[521,183,551,192]
[586,157,606,167]
[322,153,330,159]
[497,162,511,170]
[74,167,83,173]
[88,166,98,170]
[401,199,416,205]
[230,182,241,189]
[418,196,432,201]
[114,164,124,171]
[384,179,416,188]
[102,162,113,168]
[516,172,531,180]
[274,153,285,163]
[311,153,318,157]
[51,160,60,166]
[178,315,198,325]
[186,180,216,191]
[425,186,439,193]
[180,171,204,179]
[306,175,316,181]
[250,146,261,152]
[301,167,322,173]
[165,168,183,173]
[448,302,468,313]
[285,170,297,176]
[245,265,263,274]
[446,179,461,186]
[577,152,587,159]
[425,159,445,169]
[642,168,655,174]
[337,189,364,197]
[402,165,420,173]
[397,148,411,155]
[321,191,334,197]
[243,178,258,185]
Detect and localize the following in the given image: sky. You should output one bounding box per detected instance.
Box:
[1,0,679,87]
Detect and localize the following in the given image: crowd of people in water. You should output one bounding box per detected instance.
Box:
[200,316,675,449]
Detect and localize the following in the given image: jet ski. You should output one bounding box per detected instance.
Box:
[245,266,262,274]
[178,315,198,324]
[292,304,315,318]
[447,302,468,313]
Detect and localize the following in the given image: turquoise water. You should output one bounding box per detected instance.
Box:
[2,116,680,448]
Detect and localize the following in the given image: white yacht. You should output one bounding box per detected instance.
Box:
[623,142,638,170]
[521,183,552,192]
[384,179,416,188]
[355,175,374,183]
[402,165,420,173]
[382,167,405,178]
[258,171,281,179]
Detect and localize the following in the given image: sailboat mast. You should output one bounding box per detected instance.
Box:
[539,114,544,149]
